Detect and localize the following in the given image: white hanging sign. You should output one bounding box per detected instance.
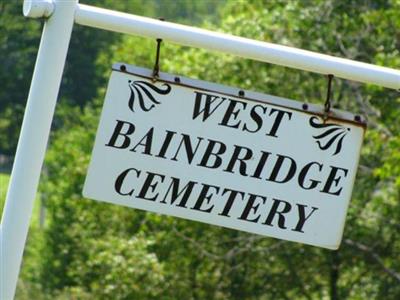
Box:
[83,64,365,249]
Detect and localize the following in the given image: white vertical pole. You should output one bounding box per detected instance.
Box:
[0,1,77,299]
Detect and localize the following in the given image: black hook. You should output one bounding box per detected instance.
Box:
[152,38,162,81]
[152,18,165,81]
[324,74,334,121]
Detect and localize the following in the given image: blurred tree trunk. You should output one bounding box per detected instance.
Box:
[330,251,340,300]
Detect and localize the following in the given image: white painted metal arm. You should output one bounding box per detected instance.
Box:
[74,4,400,90]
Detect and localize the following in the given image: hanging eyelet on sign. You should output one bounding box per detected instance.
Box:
[323,74,334,122]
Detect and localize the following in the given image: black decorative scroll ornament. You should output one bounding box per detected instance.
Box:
[127,80,171,112]
[309,116,350,156]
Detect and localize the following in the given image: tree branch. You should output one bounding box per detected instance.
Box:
[344,239,400,282]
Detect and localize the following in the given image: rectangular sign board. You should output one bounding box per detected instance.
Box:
[83,64,365,249]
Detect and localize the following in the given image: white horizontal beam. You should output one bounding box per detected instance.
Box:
[75,3,400,90]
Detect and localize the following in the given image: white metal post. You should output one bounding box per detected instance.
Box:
[0,1,77,299]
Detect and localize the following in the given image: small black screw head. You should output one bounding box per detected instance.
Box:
[238,90,245,97]
[302,103,308,110]
[120,65,126,72]
[174,77,181,83]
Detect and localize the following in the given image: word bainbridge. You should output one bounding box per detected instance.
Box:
[83,68,364,249]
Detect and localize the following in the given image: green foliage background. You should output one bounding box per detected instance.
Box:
[1,0,399,299]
